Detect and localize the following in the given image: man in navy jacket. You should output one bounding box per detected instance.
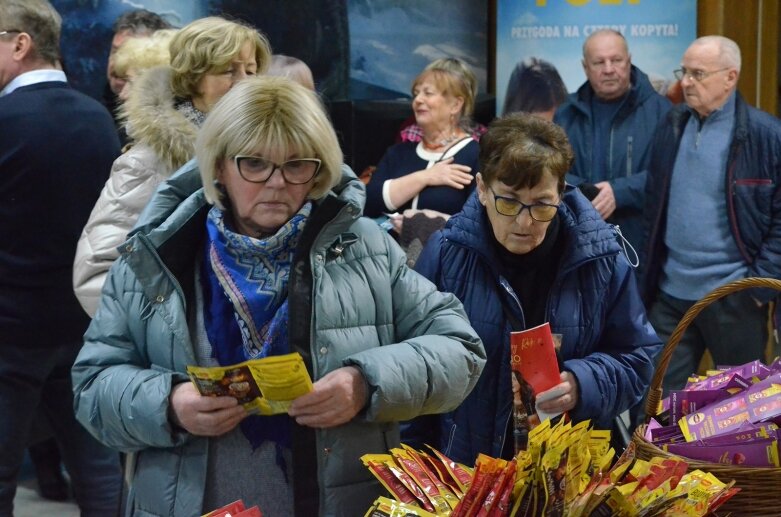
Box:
[0,1,122,513]
[555,29,671,260]
[642,36,781,396]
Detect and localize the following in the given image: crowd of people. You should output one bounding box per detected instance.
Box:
[1,1,780,516]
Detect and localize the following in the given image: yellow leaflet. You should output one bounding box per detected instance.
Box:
[186,352,312,416]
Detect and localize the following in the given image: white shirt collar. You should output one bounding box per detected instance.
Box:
[0,69,67,97]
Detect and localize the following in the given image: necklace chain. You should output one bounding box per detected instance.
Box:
[423,129,460,150]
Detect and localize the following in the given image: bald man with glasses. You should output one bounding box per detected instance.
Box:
[641,36,781,401]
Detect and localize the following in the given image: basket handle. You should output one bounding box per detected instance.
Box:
[644,276,781,418]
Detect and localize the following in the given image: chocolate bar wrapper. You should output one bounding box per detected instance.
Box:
[649,424,685,445]
[699,421,778,446]
[669,389,732,424]
[747,389,781,424]
[685,372,751,392]
[665,438,779,467]
[712,359,772,382]
[364,497,437,517]
[644,418,662,442]
[746,371,781,395]
[679,392,750,441]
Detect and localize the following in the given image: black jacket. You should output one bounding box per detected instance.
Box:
[0,81,119,344]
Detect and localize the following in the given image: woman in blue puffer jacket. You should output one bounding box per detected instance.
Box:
[405,113,661,465]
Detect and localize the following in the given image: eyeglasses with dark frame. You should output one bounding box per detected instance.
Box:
[0,30,21,37]
[489,187,559,222]
[673,67,730,82]
[233,155,322,185]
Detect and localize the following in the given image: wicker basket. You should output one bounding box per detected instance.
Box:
[632,277,781,516]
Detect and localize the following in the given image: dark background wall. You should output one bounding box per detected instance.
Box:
[50,0,490,172]
[51,0,487,103]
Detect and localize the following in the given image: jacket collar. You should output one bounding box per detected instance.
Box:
[129,162,366,288]
[571,65,655,117]
[669,91,749,145]
[120,66,199,172]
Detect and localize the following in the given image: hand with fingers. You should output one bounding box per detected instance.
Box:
[169,381,248,436]
[592,181,616,219]
[425,157,473,189]
[288,366,368,428]
[535,371,579,415]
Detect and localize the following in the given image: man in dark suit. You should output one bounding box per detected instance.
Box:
[0,1,122,514]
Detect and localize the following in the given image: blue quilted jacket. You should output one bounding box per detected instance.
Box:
[407,188,661,465]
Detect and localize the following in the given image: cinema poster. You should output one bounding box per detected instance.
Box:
[495,0,696,115]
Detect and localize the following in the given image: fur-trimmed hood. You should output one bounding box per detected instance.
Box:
[120,66,197,172]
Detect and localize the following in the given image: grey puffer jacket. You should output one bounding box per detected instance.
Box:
[73,67,198,316]
[72,163,485,517]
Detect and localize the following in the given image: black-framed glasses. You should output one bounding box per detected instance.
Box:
[234,155,321,184]
[489,187,559,222]
[0,30,20,38]
[673,67,730,82]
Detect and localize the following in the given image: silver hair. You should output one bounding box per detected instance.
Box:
[690,35,742,72]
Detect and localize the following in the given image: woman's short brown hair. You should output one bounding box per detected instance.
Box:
[169,16,271,100]
[479,113,573,192]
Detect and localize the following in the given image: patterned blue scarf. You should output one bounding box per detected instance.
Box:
[201,202,311,455]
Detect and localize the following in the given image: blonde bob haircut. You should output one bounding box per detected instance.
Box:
[112,29,177,78]
[197,76,343,209]
[412,57,478,121]
[169,16,271,100]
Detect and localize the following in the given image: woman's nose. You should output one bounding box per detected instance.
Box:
[265,166,286,187]
[515,207,534,226]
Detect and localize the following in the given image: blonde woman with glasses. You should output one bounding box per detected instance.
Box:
[72,76,485,516]
[73,16,271,317]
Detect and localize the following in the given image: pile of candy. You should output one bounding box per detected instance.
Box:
[364,418,738,516]
[649,358,781,467]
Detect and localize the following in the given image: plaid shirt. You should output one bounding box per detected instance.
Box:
[399,123,488,143]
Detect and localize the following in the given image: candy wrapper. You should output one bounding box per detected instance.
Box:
[668,388,734,424]
[364,420,738,516]
[665,437,780,467]
[202,500,262,517]
[365,496,437,517]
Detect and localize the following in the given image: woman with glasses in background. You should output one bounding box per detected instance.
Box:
[405,113,660,465]
[73,16,271,317]
[71,76,485,516]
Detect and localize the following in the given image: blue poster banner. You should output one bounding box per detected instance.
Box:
[496,0,696,115]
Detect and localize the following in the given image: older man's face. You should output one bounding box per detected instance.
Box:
[0,30,22,92]
[680,42,738,118]
[582,32,632,101]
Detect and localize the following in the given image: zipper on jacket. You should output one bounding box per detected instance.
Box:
[497,276,524,456]
[626,136,633,177]
[725,149,752,264]
[608,127,614,178]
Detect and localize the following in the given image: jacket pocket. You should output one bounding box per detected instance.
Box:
[735,179,772,186]
[733,180,774,227]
